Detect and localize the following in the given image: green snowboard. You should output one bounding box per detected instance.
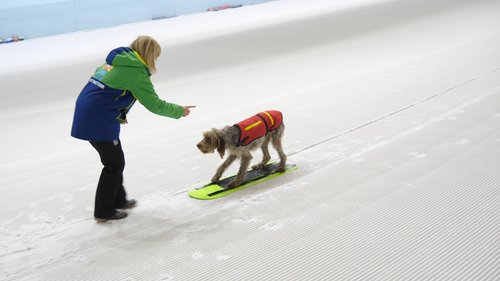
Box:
[188,161,297,200]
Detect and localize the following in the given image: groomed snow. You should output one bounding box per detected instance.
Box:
[1,0,499,280]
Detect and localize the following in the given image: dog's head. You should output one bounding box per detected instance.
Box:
[196,128,226,159]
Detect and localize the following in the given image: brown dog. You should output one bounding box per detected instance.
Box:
[196,111,287,189]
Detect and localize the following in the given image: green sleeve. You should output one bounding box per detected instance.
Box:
[109,66,184,119]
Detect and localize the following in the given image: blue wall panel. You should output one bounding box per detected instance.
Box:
[0,0,273,39]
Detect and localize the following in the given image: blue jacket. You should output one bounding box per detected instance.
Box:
[71,47,183,141]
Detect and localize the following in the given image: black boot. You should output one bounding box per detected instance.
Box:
[117,199,137,210]
[94,210,128,222]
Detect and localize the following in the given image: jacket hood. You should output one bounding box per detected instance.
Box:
[105,47,151,75]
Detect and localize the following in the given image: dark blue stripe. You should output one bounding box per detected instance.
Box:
[105,47,132,65]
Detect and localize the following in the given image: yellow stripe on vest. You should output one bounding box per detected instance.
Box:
[245,121,262,131]
[263,111,274,126]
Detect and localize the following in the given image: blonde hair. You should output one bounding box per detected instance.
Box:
[129,35,161,74]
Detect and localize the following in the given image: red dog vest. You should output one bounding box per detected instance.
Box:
[235,110,283,146]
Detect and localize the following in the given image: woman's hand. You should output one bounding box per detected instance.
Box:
[182,106,196,117]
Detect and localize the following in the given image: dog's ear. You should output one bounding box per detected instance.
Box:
[217,137,225,159]
[211,128,225,159]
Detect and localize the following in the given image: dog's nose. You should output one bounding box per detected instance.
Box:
[196,143,201,148]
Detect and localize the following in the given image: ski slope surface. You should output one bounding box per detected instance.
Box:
[1,0,499,280]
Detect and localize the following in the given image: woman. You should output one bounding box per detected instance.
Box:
[71,35,195,222]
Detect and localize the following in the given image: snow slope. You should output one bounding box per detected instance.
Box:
[1,0,499,280]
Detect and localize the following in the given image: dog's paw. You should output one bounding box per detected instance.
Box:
[251,163,267,170]
[276,165,286,173]
[228,181,239,189]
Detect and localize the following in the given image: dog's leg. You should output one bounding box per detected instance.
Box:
[229,152,252,189]
[212,154,237,183]
[272,137,287,173]
[252,138,271,170]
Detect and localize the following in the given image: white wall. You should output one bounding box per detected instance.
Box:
[0,0,273,39]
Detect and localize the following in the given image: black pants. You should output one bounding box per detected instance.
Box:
[90,140,127,218]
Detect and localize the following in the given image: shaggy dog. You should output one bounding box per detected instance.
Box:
[197,110,287,189]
